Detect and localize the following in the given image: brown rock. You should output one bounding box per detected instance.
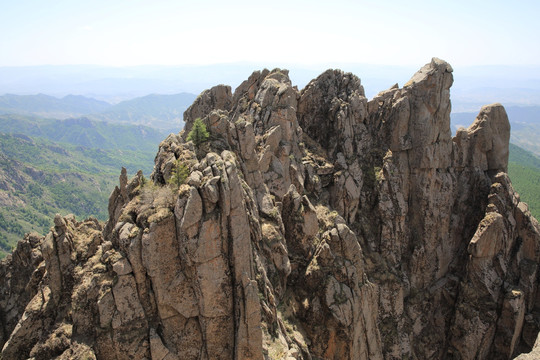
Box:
[1,59,538,360]
[183,84,233,134]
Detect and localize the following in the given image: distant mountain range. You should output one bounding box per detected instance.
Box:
[91,92,196,130]
[0,92,197,131]
[1,63,539,106]
[0,114,166,153]
[0,90,195,257]
[0,93,110,118]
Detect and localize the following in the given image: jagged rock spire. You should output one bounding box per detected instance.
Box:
[0,59,536,360]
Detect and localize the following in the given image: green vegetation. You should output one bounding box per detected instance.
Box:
[168,159,190,189]
[509,143,540,169]
[187,118,209,147]
[508,143,540,220]
[0,114,165,153]
[0,133,155,259]
[362,164,382,189]
[511,124,540,157]
[0,94,194,259]
[0,132,154,175]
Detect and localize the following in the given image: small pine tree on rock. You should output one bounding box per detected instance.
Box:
[169,159,189,189]
[187,118,209,147]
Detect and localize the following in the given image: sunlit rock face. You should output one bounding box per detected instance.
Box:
[2,58,540,360]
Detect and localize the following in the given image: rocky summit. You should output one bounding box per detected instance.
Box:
[2,58,540,360]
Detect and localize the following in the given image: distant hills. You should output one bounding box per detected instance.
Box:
[0,90,199,257]
[0,109,173,258]
[0,92,197,131]
[92,92,196,130]
[1,63,540,107]
[508,143,540,220]
[0,114,166,152]
[0,93,110,118]
[0,132,156,258]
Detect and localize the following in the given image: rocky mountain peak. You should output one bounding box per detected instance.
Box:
[1,59,537,360]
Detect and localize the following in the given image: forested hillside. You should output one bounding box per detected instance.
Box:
[0,133,155,259]
[0,114,166,152]
[508,143,540,219]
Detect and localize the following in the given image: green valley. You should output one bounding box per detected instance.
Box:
[0,114,166,152]
[0,132,156,259]
[0,94,194,259]
[508,143,540,220]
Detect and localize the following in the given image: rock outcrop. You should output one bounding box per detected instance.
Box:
[2,59,540,360]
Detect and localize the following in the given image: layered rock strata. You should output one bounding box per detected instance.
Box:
[1,58,540,360]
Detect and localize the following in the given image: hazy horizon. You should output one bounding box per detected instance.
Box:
[1,62,540,112]
[2,0,540,110]
[2,1,540,67]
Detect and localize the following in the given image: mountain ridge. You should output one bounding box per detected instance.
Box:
[0,92,197,130]
[1,59,540,359]
[0,128,158,259]
[0,114,166,152]
[0,93,111,118]
[91,92,196,130]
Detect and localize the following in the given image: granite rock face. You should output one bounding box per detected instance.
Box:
[2,59,540,360]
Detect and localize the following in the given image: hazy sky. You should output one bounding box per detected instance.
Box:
[1,0,539,67]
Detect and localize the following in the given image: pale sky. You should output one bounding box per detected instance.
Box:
[1,0,539,67]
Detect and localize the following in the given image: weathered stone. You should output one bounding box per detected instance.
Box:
[179,186,202,232]
[112,257,133,275]
[97,290,115,328]
[467,103,511,172]
[1,60,538,360]
[111,274,145,329]
[183,85,233,133]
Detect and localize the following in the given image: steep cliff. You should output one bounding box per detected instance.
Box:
[2,58,540,360]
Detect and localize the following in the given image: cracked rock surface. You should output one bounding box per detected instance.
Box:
[2,59,540,360]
